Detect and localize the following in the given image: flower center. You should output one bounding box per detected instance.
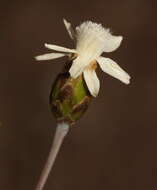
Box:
[88,60,97,71]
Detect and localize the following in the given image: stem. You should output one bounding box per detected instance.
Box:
[35,123,69,190]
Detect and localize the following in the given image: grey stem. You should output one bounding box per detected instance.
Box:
[35,123,69,190]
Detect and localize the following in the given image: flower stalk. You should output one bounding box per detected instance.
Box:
[35,123,69,190]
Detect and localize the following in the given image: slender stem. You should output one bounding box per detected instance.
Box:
[35,123,69,190]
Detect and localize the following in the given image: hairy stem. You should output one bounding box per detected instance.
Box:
[35,123,69,190]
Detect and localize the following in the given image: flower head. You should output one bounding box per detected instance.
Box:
[35,19,130,97]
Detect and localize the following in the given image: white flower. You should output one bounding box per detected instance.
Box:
[35,19,131,97]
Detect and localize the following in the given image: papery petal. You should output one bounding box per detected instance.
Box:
[103,35,123,52]
[69,57,90,78]
[63,18,75,40]
[35,52,66,61]
[69,58,83,78]
[83,69,100,97]
[45,43,77,53]
[97,56,130,84]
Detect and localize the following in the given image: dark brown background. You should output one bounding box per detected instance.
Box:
[0,0,157,189]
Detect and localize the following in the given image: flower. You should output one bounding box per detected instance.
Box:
[35,19,131,97]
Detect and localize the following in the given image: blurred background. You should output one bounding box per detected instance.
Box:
[0,0,157,189]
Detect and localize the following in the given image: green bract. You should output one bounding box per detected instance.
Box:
[49,59,92,125]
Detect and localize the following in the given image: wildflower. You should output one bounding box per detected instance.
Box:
[35,19,130,97]
[34,19,131,190]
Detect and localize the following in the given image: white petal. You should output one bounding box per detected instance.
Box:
[45,43,77,53]
[103,35,123,52]
[69,58,83,78]
[35,52,66,61]
[83,69,100,97]
[97,56,130,84]
[63,18,75,40]
[69,57,90,78]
